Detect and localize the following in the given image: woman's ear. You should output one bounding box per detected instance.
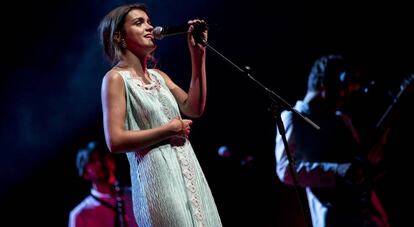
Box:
[113,31,122,43]
[114,31,127,49]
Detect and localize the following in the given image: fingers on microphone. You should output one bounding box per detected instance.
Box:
[187,19,208,46]
[187,19,207,30]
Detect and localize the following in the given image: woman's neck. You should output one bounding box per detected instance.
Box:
[117,51,148,78]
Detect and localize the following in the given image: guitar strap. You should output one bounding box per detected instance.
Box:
[90,193,117,211]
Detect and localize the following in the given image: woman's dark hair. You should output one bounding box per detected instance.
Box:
[98,3,149,65]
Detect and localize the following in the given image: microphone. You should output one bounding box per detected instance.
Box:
[153,23,208,40]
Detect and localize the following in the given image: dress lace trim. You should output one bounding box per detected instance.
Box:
[175,145,205,227]
[133,72,160,91]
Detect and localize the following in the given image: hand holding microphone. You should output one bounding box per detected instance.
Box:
[188,19,208,47]
[153,19,209,46]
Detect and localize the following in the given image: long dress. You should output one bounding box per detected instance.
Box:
[118,69,222,227]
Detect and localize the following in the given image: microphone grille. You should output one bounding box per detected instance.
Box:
[153,26,164,40]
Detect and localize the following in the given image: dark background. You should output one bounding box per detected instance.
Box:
[1,0,413,226]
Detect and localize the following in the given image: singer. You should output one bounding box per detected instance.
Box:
[98,3,222,227]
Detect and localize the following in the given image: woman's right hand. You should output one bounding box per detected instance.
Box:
[169,118,193,138]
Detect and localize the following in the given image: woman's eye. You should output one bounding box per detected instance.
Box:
[134,19,144,26]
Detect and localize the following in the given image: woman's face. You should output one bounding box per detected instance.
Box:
[123,9,156,56]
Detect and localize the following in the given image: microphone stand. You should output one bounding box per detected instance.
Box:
[197,37,318,227]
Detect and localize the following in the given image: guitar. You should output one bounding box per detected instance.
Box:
[375,74,414,130]
[366,74,414,175]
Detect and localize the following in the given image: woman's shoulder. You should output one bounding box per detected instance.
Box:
[149,68,168,79]
[149,68,175,88]
[107,68,128,78]
[103,69,126,82]
[101,69,127,91]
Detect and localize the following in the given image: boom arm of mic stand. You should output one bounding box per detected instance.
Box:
[200,39,320,131]
[202,39,317,227]
[201,40,319,130]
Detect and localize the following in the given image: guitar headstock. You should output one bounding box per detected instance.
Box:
[399,74,414,92]
[376,73,414,129]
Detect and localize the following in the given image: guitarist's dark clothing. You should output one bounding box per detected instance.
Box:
[276,100,389,227]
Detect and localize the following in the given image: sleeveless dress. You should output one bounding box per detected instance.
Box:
[119,69,222,227]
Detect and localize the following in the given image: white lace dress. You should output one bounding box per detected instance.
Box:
[119,69,222,227]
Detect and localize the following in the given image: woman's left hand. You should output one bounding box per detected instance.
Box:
[187,19,208,53]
